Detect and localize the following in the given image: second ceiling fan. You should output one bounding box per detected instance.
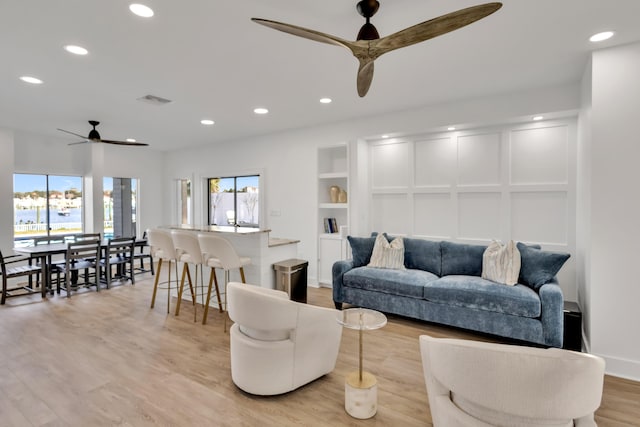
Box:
[253,1,503,97]
[57,121,148,147]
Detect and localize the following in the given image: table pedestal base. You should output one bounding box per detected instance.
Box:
[345,371,377,419]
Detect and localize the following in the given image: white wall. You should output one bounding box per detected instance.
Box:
[164,84,580,287]
[585,41,640,380]
[0,129,15,254]
[577,58,593,349]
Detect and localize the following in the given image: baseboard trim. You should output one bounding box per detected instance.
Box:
[596,352,640,382]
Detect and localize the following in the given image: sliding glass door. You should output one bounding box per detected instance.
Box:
[13,174,83,245]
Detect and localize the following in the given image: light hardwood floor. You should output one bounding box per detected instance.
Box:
[1,271,639,426]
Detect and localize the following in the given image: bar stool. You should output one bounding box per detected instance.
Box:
[147,229,186,314]
[171,230,207,322]
[197,234,251,314]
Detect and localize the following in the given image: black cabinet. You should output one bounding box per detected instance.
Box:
[563,301,582,351]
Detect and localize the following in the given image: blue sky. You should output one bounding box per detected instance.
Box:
[14,174,137,193]
[215,175,259,192]
[14,174,82,193]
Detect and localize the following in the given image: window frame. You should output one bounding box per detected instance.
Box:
[13,173,84,246]
[206,174,260,228]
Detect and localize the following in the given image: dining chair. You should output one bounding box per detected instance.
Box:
[30,235,66,291]
[133,230,154,275]
[52,233,101,289]
[99,236,136,288]
[147,228,183,314]
[1,250,45,304]
[54,237,102,297]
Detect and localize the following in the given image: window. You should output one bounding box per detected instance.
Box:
[177,179,192,226]
[104,177,138,238]
[13,173,83,245]
[208,175,259,227]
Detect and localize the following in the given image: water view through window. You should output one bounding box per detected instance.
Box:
[13,173,83,245]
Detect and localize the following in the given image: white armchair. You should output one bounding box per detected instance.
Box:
[419,334,605,427]
[227,282,342,395]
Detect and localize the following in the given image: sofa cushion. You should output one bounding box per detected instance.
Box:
[404,238,442,276]
[344,267,439,299]
[517,242,571,290]
[368,234,405,269]
[441,241,487,277]
[424,275,541,318]
[481,240,521,286]
[347,235,377,267]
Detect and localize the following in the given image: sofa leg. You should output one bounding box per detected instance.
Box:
[334,302,343,310]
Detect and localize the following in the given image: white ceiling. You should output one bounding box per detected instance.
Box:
[1,0,639,151]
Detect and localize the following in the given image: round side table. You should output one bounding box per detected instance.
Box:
[337,307,387,419]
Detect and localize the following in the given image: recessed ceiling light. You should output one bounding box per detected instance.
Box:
[126,138,137,143]
[533,116,544,121]
[200,119,215,125]
[320,98,332,104]
[589,31,614,43]
[447,126,456,131]
[254,108,269,115]
[64,45,88,55]
[19,76,43,85]
[381,134,389,138]
[129,3,154,18]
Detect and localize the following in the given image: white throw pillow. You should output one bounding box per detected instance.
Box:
[482,240,521,285]
[368,234,405,270]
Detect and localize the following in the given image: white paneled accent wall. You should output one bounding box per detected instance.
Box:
[369,119,577,299]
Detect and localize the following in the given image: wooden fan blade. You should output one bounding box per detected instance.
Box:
[252,18,355,50]
[57,128,89,139]
[372,2,502,55]
[68,140,89,146]
[357,60,375,97]
[100,139,149,147]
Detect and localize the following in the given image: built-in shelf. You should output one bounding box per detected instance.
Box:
[319,172,348,179]
[317,144,350,287]
[319,233,344,240]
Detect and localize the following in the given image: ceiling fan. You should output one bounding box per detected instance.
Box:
[252,1,502,97]
[57,120,148,146]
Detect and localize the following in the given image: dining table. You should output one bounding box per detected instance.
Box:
[13,238,148,294]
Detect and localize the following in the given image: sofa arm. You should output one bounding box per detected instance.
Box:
[538,279,564,348]
[332,260,354,309]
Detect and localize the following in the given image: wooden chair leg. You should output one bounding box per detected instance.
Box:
[150,259,162,308]
[185,266,196,304]
[175,263,188,316]
[239,267,246,283]
[212,268,223,313]
[202,267,223,325]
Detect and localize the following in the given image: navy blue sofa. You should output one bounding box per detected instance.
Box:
[332,237,569,348]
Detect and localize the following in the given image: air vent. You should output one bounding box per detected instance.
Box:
[137,94,172,106]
